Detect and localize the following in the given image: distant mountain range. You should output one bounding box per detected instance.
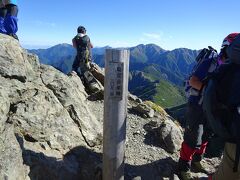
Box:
[28,43,199,108]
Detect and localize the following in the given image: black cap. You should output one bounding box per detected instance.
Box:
[77,26,86,33]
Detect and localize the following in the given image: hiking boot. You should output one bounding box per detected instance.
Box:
[179,170,194,180]
[192,161,209,174]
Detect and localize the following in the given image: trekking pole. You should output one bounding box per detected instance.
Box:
[103,49,130,180]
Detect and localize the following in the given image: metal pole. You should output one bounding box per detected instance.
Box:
[103,49,130,180]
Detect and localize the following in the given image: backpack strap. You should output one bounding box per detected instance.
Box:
[233,140,240,172]
[232,109,240,172]
[75,35,90,50]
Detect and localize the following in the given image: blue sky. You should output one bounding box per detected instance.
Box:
[18,0,240,50]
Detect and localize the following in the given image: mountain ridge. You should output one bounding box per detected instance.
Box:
[28,43,199,107]
[28,43,198,83]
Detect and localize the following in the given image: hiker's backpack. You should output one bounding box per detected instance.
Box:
[75,34,91,63]
[203,34,240,172]
[184,46,218,99]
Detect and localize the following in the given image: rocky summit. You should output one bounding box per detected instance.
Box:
[0,34,219,180]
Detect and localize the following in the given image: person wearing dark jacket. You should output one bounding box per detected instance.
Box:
[178,46,221,180]
[204,33,240,180]
[71,26,93,76]
[178,61,214,180]
[71,26,103,93]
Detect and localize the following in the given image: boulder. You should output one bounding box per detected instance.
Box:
[144,118,183,153]
[90,62,105,86]
[0,35,35,82]
[158,119,183,153]
[132,103,154,118]
[128,93,143,104]
[0,34,103,179]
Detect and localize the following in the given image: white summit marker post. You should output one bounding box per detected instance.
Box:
[103,49,130,180]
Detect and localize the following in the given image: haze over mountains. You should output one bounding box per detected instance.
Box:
[28,43,199,107]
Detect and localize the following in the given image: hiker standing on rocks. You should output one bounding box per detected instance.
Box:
[71,26,103,94]
[0,0,18,40]
[203,33,240,180]
[72,25,93,77]
[178,45,223,179]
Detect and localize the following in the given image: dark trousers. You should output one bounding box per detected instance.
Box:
[72,56,90,76]
[184,103,209,148]
[179,103,211,171]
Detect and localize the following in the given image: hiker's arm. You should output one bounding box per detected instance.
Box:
[89,40,93,48]
[72,38,77,48]
[189,75,204,90]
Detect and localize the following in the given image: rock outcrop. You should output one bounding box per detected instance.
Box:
[0,34,102,180]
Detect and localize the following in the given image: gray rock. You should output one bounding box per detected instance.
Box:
[132,103,155,118]
[0,34,102,179]
[128,93,142,104]
[0,125,29,180]
[0,90,10,133]
[90,62,105,86]
[0,35,35,82]
[158,119,183,153]
[40,65,102,147]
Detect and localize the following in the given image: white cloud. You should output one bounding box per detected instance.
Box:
[139,32,177,49]
[143,33,162,39]
[31,20,56,27]
[95,40,136,48]
[139,32,164,45]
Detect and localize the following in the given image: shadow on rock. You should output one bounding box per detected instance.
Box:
[16,135,102,180]
[64,145,102,180]
[128,108,153,119]
[87,90,104,101]
[125,157,178,180]
[143,121,162,147]
[128,103,155,118]
[16,134,179,180]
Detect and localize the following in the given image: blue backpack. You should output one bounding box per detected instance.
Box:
[184,46,218,99]
[203,34,240,172]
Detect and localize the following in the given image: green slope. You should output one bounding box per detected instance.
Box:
[130,70,186,108]
[152,80,186,108]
